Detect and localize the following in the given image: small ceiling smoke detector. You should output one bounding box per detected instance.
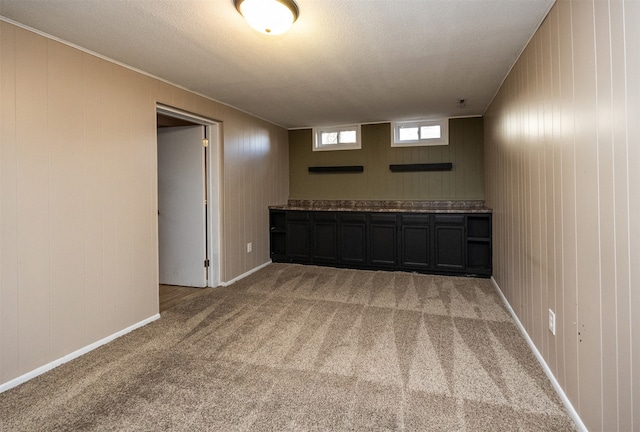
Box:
[234,0,299,35]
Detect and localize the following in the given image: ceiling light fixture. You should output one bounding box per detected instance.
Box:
[234,0,299,35]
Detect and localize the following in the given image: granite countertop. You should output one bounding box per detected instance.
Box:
[269,200,492,213]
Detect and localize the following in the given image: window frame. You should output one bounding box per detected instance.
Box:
[391,118,449,147]
[313,124,362,151]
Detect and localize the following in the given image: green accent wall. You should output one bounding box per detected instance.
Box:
[289,117,484,200]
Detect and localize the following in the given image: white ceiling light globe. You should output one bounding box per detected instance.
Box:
[236,0,299,35]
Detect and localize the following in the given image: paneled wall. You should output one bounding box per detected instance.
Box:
[289,118,484,201]
[0,21,288,385]
[484,1,639,430]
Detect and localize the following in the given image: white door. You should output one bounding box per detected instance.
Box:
[157,126,207,287]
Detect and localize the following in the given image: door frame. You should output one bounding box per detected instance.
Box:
[156,103,222,287]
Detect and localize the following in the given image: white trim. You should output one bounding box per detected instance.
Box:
[490,277,587,432]
[207,123,223,287]
[157,104,218,126]
[445,114,483,120]
[156,104,222,288]
[313,124,361,151]
[288,116,483,131]
[220,261,272,286]
[0,314,161,393]
[391,118,449,147]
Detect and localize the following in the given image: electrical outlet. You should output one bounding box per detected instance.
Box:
[548,309,556,336]
[247,242,252,253]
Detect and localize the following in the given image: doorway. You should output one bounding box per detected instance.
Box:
[156,105,221,292]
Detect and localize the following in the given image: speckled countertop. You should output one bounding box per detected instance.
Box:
[269,200,492,213]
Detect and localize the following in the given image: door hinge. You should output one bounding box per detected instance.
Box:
[204,259,210,267]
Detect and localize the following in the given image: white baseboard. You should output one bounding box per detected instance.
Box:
[220,260,272,287]
[0,313,161,394]
[490,277,587,432]
[1,261,273,392]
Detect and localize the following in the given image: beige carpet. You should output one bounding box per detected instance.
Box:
[0,263,576,431]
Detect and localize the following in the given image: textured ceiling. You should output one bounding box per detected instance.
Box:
[0,0,554,129]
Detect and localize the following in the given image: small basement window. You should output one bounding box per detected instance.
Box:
[392,119,448,147]
[313,125,361,151]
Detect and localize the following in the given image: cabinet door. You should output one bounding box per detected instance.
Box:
[340,213,367,264]
[312,212,339,263]
[369,213,398,267]
[286,212,311,263]
[399,214,430,269]
[434,224,465,270]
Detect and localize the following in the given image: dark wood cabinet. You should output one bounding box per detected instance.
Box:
[434,215,465,270]
[312,212,339,263]
[399,214,430,270]
[269,209,491,277]
[369,213,398,267]
[339,213,367,264]
[434,227,465,270]
[286,211,311,262]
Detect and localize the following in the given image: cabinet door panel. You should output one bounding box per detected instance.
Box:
[341,223,366,264]
[435,225,465,270]
[287,212,311,262]
[287,222,310,261]
[339,213,366,264]
[401,225,430,268]
[370,224,397,266]
[313,222,338,262]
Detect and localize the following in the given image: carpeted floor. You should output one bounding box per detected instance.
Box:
[0,263,576,431]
